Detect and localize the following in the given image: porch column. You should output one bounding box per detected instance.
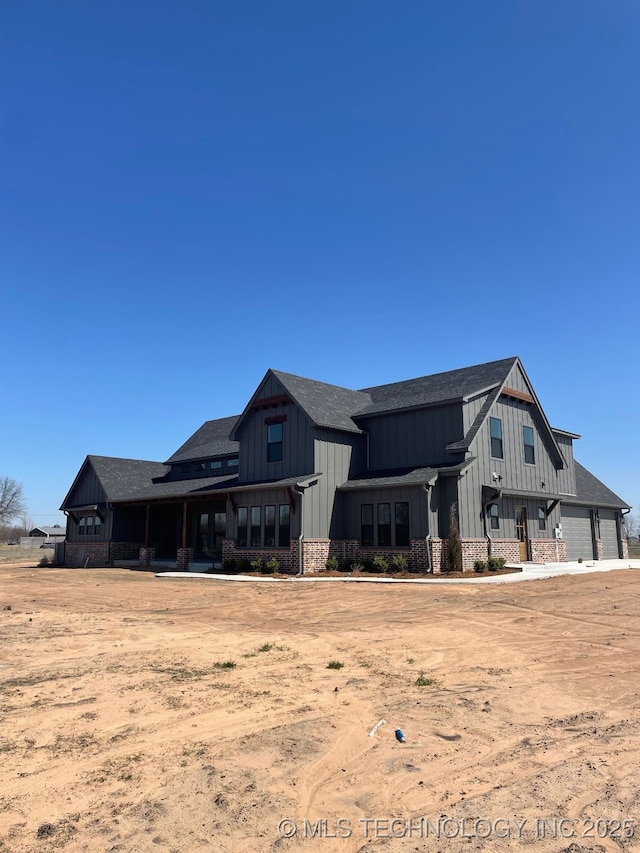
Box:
[144,503,151,547]
[181,500,188,548]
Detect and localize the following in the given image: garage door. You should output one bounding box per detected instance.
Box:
[561,506,595,561]
[599,511,620,559]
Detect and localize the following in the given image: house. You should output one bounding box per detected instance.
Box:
[59,356,630,572]
[29,525,66,541]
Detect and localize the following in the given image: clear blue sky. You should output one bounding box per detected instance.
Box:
[1,0,638,526]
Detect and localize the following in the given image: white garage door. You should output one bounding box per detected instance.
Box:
[561,506,594,561]
[599,511,619,559]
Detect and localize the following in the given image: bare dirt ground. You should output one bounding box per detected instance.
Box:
[2,559,640,853]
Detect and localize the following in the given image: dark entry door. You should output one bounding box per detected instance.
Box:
[515,507,529,561]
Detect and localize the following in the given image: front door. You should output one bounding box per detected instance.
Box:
[516,507,529,561]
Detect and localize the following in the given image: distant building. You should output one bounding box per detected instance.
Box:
[29,525,66,541]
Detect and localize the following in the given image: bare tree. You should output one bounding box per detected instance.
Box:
[0,476,27,525]
[625,513,639,540]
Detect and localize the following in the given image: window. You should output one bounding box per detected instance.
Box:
[489,504,500,530]
[267,422,283,463]
[490,417,503,459]
[193,461,206,472]
[360,504,374,546]
[210,460,222,470]
[237,507,248,547]
[378,503,391,546]
[228,458,239,468]
[278,504,290,547]
[79,515,100,536]
[395,502,410,547]
[523,426,535,464]
[265,505,276,547]
[214,512,226,538]
[538,507,547,531]
[251,506,261,546]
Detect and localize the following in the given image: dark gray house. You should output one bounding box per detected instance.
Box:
[59,357,630,571]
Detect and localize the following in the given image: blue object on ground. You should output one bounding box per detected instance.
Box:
[395,728,405,742]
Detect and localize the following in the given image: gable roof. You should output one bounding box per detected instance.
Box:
[569,461,630,509]
[165,415,240,464]
[30,526,66,537]
[60,455,238,508]
[231,369,371,438]
[356,357,518,417]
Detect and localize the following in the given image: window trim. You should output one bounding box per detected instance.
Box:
[267,422,284,464]
[523,425,535,465]
[360,504,374,547]
[490,417,503,459]
[538,506,547,531]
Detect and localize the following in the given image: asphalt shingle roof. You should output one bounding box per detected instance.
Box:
[63,456,238,504]
[571,461,630,509]
[356,357,517,417]
[165,415,240,464]
[271,370,371,434]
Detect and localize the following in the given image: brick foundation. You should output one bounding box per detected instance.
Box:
[530,538,567,563]
[214,534,576,576]
[139,547,156,568]
[177,548,195,571]
[63,541,111,568]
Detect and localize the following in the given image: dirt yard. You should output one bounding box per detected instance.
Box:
[2,560,640,853]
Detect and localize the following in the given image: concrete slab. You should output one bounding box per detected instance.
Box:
[156,559,640,584]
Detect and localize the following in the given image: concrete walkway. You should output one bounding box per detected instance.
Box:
[156,558,640,585]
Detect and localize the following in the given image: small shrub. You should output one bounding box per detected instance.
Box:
[338,558,352,572]
[223,557,238,571]
[473,560,486,573]
[213,660,236,669]
[239,558,252,573]
[447,502,463,572]
[325,557,339,572]
[415,673,436,687]
[371,555,388,573]
[327,660,344,670]
[250,558,263,572]
[361,557,375,573]
[38,555,51,568]
[391,555,408,572]
[262,558,279,574]
[487,556,505,571]
[350,562,364,573]
[257,643,274,653]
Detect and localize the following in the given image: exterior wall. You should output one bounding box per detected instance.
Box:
[361,403,464,470]
[554,434,577,496]
[235,374,314,482]
[62,541,145,567]
[309,429,366,539]
[341,485,431,545]
[227,487,299,544]
[222,538,298,573]
[65,462,108,510]
[463,391,490,434]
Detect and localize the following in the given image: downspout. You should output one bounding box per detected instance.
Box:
[483,490,502,558]
[422,483,432,574]
[292,485,305,576]
[621,507,631,555]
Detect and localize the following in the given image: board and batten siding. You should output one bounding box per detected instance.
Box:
[236,374,315,483]
[461,395,567,538]
[229,487,299,542]
[308,430,367,539]
[66,463,108,508]
[362,403,464,470]
[342,484,433,543]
